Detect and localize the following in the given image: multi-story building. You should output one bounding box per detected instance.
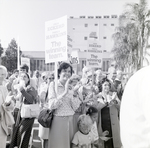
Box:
[22,15,119,74]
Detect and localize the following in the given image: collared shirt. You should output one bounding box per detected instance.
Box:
[48,80,81,116]
[120,66,150,148]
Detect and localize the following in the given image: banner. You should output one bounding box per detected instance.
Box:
[45,15,68,63]
[86,40,103,68]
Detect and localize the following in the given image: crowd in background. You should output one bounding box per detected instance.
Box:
[0,62,129,148]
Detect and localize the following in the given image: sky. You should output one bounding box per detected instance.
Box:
[0,0,148,51]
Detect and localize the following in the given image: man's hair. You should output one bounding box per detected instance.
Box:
[20,64,29,73]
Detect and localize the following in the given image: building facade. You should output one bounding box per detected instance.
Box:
[22,15,118,74]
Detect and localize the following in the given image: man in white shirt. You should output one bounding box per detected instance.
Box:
[120,66,150,148]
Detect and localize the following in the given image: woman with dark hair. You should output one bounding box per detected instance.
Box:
[47,62,81,148]
[96,77,122,148]
[9,72,37,148]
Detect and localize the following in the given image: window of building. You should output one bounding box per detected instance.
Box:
[84,37,88,40]
[70,16,74,19]
[102,61,106,71]
[95,24,98,26]
[84,24,88,27]
[103,37,107,39]
[80,16,86,18]
[106,61,109,71]
[104,15,109,18]
[103,24,107,26]
[88,16,94,19]
[103,50,107,52]
[33,60,36,71]
[46,63,49,71]
[37,60,40,70]
[96,16,101,18]
[111,15,117,18]
[111,24,114,26]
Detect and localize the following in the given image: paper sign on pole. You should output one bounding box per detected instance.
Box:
[21,57,30,72]
[86,40,103,68]
[45,15,68,63]
[69,50,79,65]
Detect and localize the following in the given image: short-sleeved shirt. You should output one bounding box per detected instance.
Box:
[72,131,93,148]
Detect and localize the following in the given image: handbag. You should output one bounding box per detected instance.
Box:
[38,108,55,128]
[21,103,40,118]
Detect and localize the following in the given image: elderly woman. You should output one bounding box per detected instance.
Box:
[0,65,14,148]
[96,77,122,148]
[9,72,37,148]
[47,62,81,148]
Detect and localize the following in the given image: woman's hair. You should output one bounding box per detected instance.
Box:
[98,77,111,92]
[24,72,30,86]
[20,64,29,73]
[58,62,73,78]
[86,106,98,116]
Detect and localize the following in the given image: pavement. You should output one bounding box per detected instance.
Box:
[7,119,42,148]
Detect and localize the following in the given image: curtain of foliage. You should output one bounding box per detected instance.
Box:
[0,43,4,57]
[112,0,150,72]
[1,39,22,72]
[0,43,4,64]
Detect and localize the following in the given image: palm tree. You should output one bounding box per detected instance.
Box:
[112,19,139,71]
[112,0,150,72]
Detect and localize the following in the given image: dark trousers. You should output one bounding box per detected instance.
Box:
[9,111,35,148]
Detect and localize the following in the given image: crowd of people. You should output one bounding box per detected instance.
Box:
[0,62,129,148]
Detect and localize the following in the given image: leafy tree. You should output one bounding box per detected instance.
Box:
[112,0,150,72]
[0,43,4,64]
[0,43,4,57]
[1,38,22,72]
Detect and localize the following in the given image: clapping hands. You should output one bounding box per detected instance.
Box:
[100,130,112,141]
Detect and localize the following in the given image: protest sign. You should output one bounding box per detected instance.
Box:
[86,40,103,68]
[45,15,68,63]
[70,49,79,65]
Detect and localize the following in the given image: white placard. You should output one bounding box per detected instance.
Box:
[69,50,79,65]
[86,40,103,68]
[45,15,68,63]
[21,57,30,72]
